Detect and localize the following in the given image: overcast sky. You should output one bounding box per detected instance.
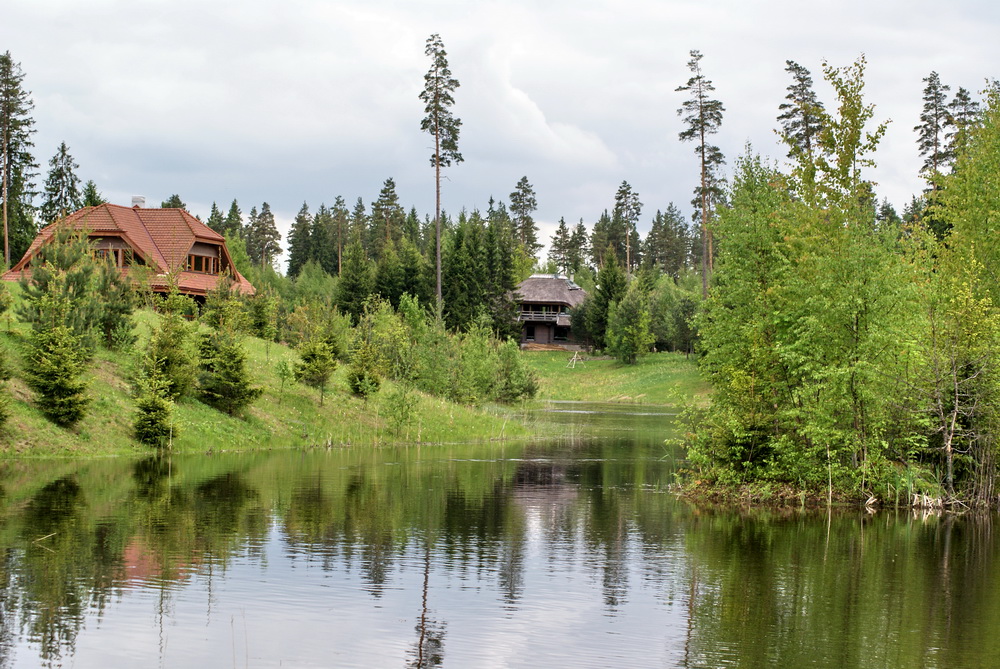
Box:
[5,0,999,266]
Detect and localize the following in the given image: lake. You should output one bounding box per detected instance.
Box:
[1,402,998,668]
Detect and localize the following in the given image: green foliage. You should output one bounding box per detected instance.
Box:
[0,50,39,267]
[382,384,418,435]
[22,291,90,427]
[197,330,262,416]
[584,251,626,350]
[202,275,249,333]
[94,257,136,349]
[347,338,381,399]
[146,301,196,401]
[18,224,99,349]
[295,336,337,405]
[606,282,655,364]
[40,141,82,224]
[133,356,174,447]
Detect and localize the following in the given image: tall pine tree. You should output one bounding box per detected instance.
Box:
[915,70,953,186]
[777,60,825,163]
[676,49,725,298]
[509,176,540,257]
[0,51,38,267]
[420,33,463,305]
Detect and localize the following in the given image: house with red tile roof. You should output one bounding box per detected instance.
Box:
[2,203,254,298]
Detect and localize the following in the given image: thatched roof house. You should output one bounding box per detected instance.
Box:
[515,274,587,345]
[3,203,254,299]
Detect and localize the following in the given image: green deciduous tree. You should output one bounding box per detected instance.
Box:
[295,334,337,405]
[40,142,82,224]
[420,33,463,305]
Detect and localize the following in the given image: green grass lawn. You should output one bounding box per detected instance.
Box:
[523,350,709,405]
[0,291,530,457]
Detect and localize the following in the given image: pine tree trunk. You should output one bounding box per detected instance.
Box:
[435,125,442,306]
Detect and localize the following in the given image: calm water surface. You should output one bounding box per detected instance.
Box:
[1,402,998,668]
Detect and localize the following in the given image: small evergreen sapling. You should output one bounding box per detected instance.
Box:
[133,357,174,447]
[197,330,262,416]
[22,292,90,427]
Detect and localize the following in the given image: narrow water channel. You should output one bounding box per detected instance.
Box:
[0,402,997,668]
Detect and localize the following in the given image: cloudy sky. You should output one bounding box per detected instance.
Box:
[5,0,999,265]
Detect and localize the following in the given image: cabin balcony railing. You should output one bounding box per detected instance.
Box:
[518,311,562,322]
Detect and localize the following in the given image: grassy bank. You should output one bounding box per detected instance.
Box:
[523,350,709,405]
[0,303,530,457]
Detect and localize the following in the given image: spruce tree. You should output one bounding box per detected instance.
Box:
[197,330,261,416]
[915,71,953,185]
[585,250,627,350]
[330,196,350,275]
[370,178,405,259]
[223,199,243,238]
[0,51,38,267]
[676,49,725,298]
[286,201,313,278]
[568,220,590,275]
[310,203,335,275]
[205,201,225,233]
[374,241,405,307]
[420,33,463,305]
[23,291,90,427]
[40,141,82,224]
[133,356,174,447]
[81,180,106,207]
[337,240,373,323]
[644,204,690,279]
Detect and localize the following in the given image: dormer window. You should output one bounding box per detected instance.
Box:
[187,242,221,274]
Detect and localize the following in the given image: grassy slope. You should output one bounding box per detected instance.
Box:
[0,294,529,457]
[523,350,709,405]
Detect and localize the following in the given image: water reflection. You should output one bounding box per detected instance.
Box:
[0,407,997,667]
